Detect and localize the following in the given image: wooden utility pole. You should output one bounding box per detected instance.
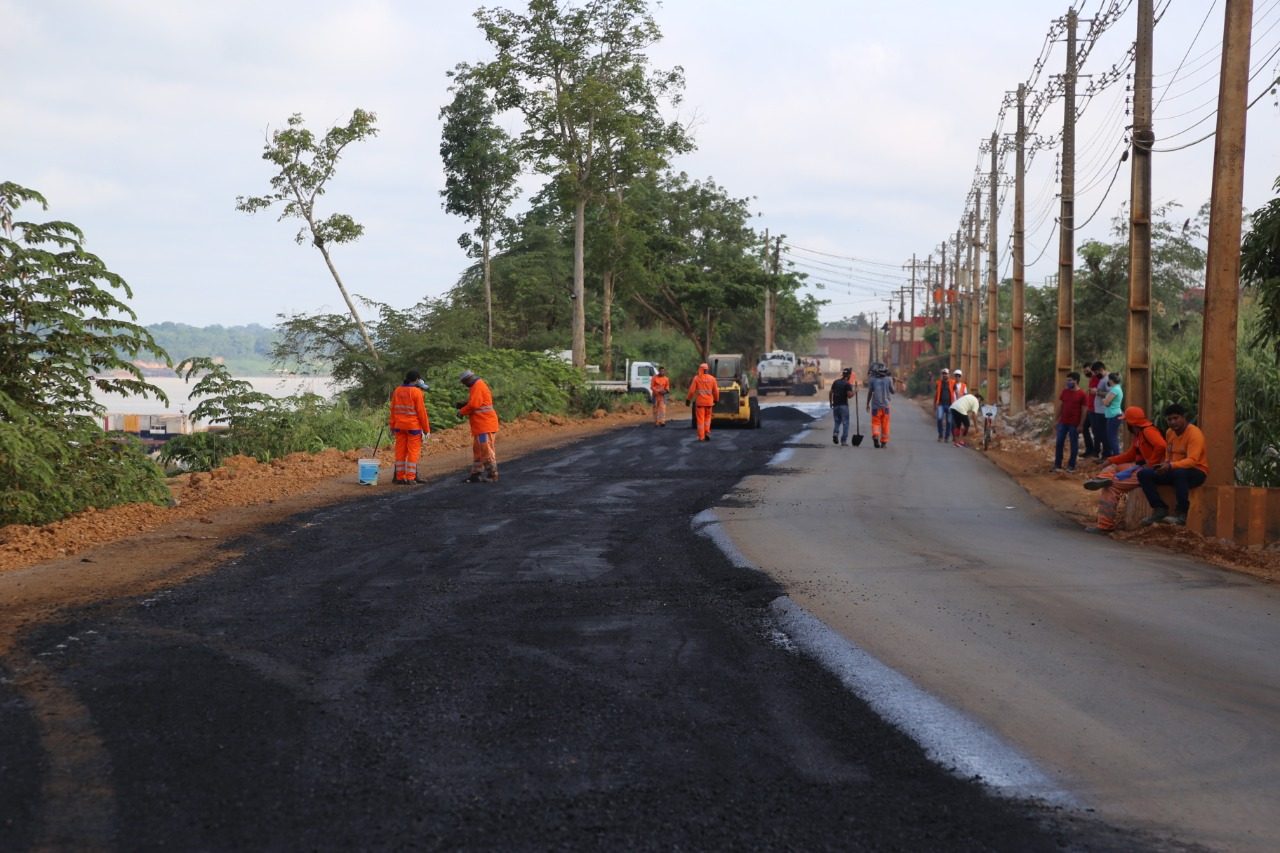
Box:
[909,254,917,371]
[1127,0,1155,421]
[952,229,961,368]
[987,132,1000,403]
[886,294,896,370]
[938,245,947,360]
[1200,0,1253,486]
[1011,83,1027,414]
[762,229,773,352]
[1056,8,1078,398]
[969,192,982,384]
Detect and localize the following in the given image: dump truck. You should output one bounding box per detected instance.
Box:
[756,350,797,395]
[690,353,761,429]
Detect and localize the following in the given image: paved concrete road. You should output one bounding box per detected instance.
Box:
[0,409,1149,850]
[716,402,1280,851]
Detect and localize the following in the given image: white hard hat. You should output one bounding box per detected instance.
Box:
[953,369,963,376]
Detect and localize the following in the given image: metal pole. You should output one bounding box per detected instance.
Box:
[970,193,982,385]
[952,229,961,369]
[1127,0,1155,422]
[1199,0,1253,486]
[1056,8,1078,400]
[1012,83,1027,413]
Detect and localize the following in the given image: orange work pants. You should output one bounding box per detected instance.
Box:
[470,432,498,480]
[1095,464,1144,530]
[393,430,423,482]
[695,404,713,440]
[653,393,667,425]
[871,408,891,444]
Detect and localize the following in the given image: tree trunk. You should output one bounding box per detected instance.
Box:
[572,197,587,368]
[483,237,494,348]
[315,241,379,362]
[703,307,713,362]
[602,270,613,376]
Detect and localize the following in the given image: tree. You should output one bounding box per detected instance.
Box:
[236,109,381,362]
[0,181,171,524]
[1241,176,1280,361]
[474,0,686,369]
[440,65,523,348]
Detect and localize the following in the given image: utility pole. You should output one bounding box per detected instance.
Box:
[1127,0,1155,422]
[904,254,919,372]
[762,229,773,353]
[938,245,948,360]
[962,214,974,380]
[1011,83,1027,414]
[969,192,982,385]
[1200,0,1253,486]
[952,229,961,368]
[886,294,896,370]
[1056,8,1078,399]
[768,236,782,352]
[987,132,1000,404]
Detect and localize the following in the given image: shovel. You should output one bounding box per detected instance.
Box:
[850,389,865,446]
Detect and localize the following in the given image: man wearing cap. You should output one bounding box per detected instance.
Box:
[933,367,957,442]
[389,370,431,485]
[952,368,968,398]
[865,363,894,448]
[650,365,671,427]
[1082,406,1167,534]
[456,369,500,482]
[829,367,855,445]
[686,362,720,441]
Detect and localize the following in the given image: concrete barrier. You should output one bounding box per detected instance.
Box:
[1122,482,1280,547]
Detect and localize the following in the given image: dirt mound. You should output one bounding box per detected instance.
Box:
[761,406,818,422]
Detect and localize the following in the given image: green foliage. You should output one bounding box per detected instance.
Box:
[1241,176,1280,361]
[144,323,284,375]
[160,359,381,471]
[236,109,381,362]
[0,182,172,526]
[421,349,584,431]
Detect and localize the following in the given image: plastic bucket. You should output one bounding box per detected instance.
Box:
[357,458,379,485]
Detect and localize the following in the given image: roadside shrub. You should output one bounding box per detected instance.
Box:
[422,349,584,429]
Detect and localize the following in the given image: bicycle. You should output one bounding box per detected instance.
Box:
[980,404,998,451]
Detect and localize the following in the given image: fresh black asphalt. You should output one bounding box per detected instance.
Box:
[0,408,1156,850]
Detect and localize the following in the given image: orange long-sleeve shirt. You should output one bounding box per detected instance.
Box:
[686,371,720,407]
[389,384,430,433]
[1164,423,1208,473]
[458,378,499,436]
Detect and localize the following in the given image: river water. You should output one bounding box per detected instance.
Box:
[92,376,341,416]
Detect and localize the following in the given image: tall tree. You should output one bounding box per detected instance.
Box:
[440,65,523,348]
[236,109,381,362]
[474,0,686,368]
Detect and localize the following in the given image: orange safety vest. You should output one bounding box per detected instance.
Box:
[458,378,500,436]
[934,377,957,406]
[389,384,430,433]
[651,375,670,396]
[686,371,720,407]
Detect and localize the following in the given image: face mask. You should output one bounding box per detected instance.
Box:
[1066,380,1076,388]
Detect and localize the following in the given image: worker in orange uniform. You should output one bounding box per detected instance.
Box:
[866,362,894,448]
[456,369,500,483]
[685,362,720,441]
[388,370,431,485]
[1082,406,1167,534]
[650,365,671,427]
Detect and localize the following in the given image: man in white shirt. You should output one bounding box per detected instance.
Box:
[949,392,984,447]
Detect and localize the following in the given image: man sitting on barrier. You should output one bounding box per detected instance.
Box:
[1136,402,1208,526]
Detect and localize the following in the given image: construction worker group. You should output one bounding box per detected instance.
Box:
[388,368,500,486]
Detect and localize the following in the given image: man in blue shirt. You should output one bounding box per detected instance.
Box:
[865,362,894,449]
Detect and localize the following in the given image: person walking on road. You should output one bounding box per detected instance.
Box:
[1082,406,1167,534]
[829,367,855,445]
[1053,371,1089,472]
[1136,403,1209,526]
[949,391,984,447]
[866,362,894,448]
[934,367,957,442]
[389,371,431,485]
[456,369,500,483]
[686,362,720,441]
[650,365,671,427]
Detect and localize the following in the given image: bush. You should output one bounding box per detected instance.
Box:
[421,349,584,429]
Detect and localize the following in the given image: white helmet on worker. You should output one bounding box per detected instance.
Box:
[953,369,963,376]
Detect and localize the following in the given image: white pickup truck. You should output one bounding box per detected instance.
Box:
[587,359,660,400]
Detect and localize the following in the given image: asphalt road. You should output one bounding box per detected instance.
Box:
[1,407,1153,850]
[719,400,1280,852]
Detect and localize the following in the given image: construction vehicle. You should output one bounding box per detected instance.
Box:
[756,350,797,395]
[690,353,761,429]
[792,357,824,395]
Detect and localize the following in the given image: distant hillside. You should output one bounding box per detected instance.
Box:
[138,323,301,376]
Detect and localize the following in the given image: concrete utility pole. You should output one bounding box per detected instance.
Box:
[987,132,1000,404]
[969,192,983,385]
[1200,0,1253,486]
[767,235,782,352]
[886,294,896,369]
[935,250,944,358]
[1127,0,1155,422]
[909,254,918,371]
[1011,83,1027,414]
[1056,8,1079,399]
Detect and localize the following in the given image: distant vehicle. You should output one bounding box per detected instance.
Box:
[756,350,797,395]
[586,359,660,401]
[691,353,761,429]
[793,357,824,395]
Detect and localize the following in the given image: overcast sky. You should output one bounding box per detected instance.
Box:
[4,0,1278,330]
